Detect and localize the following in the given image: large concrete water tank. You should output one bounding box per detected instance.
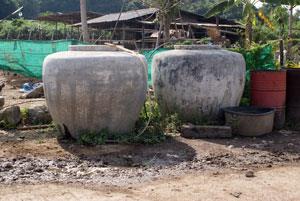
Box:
[152,45,246,121]
[43,45,147,139]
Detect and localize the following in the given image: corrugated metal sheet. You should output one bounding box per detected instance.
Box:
[38,12,102,24]
[86,8,158,25]
[73,8,241,28]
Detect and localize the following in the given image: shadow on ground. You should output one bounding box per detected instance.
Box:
[201,130,300,155]
[58,136,196,168]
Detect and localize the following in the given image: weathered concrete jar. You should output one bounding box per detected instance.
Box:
[152,45,246,121]
[43,45,147,139]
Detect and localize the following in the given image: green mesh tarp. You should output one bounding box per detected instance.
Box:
[231,44,276,81]
[231,44,276,103]
[0,41,171,84]
[1,42,275,87]
[141,48,171,86]
[0,40,83,79]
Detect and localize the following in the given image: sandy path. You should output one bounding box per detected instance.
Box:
[1,166,299,201]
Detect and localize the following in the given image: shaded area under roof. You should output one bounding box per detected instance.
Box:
[37,11,103,24]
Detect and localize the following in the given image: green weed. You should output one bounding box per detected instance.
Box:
[78,98,181,145]
[20,108,29,122]
[0,120,17,129]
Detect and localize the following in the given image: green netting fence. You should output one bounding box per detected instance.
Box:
[0,40,170,85]
[141,48,171,86]
[0,40,275,88]
[0,40,83,79]
[142,45,276,86]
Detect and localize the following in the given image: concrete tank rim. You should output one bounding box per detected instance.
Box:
[69,45,120,52]
[43,51,146,61]
[152,48,245,60]
[174,45,222,50]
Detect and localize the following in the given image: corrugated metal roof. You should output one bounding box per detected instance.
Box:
[73,8,240,27]
[87,8,158,25]
[38,12,102,24]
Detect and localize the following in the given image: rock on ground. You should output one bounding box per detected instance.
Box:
[27,105,52,125]
[20,84,44,99]
[0,106,21,126]
[0,96,5,108]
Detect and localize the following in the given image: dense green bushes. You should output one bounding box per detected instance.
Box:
[78,98,181,145]
[0,19,78,40]
[0,0,144,19]
[231,44,276,106]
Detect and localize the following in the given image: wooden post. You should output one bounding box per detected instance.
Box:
[71,26,74,39]
[280,39,284,68]
[288,5,293,40]
[51,30,54,40]
[17,30,21,39]
[64,23,67,39]
[174,23,179,38]
[39,29,42,40]
[188,25,194,39]
[77,27,80,39]
[156,20,163,48]
[216,16,220,29]
[28,30,32,40]
[122,23,126,44]
[287,4,294,61]
[80,0,89,42]
[6,30,10,40]
[55,22,57,40]
[92,31,95,42]
[142,24,145,49]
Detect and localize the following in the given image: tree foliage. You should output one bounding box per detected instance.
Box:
[0,0,138,19]
[1,0,247,20]
[182,0,243,19]
[205,0,259,47]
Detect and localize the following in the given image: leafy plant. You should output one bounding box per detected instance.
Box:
[141,0,181,45]
[205,0,259,47]
[77,97,175,146]
[0,120,17,129]
[162,113,181,134]
[20,107,29,122]
[79,129,109,145]
[230,43,276,103]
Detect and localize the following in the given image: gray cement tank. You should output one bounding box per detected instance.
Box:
[152,45,246,121]
[43,45,147,139]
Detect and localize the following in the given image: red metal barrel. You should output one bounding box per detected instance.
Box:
[251,70,286,129]
[286,68,300,122]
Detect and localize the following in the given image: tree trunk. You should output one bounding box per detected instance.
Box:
[156,20,163,48]
[287,5,294,61]
[245,15,253,48]
[80,0,89,42]
[279,39,284,68]
[288,5,293,39]
[163,15,171,43]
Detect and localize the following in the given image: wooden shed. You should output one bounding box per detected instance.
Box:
[74,8,244,49]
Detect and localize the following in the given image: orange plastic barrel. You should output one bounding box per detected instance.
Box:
[251,70,286,129]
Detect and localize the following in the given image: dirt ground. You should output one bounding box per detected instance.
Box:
[0,81,300,200]
[1,166,300,201]
[1,76,46,109]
